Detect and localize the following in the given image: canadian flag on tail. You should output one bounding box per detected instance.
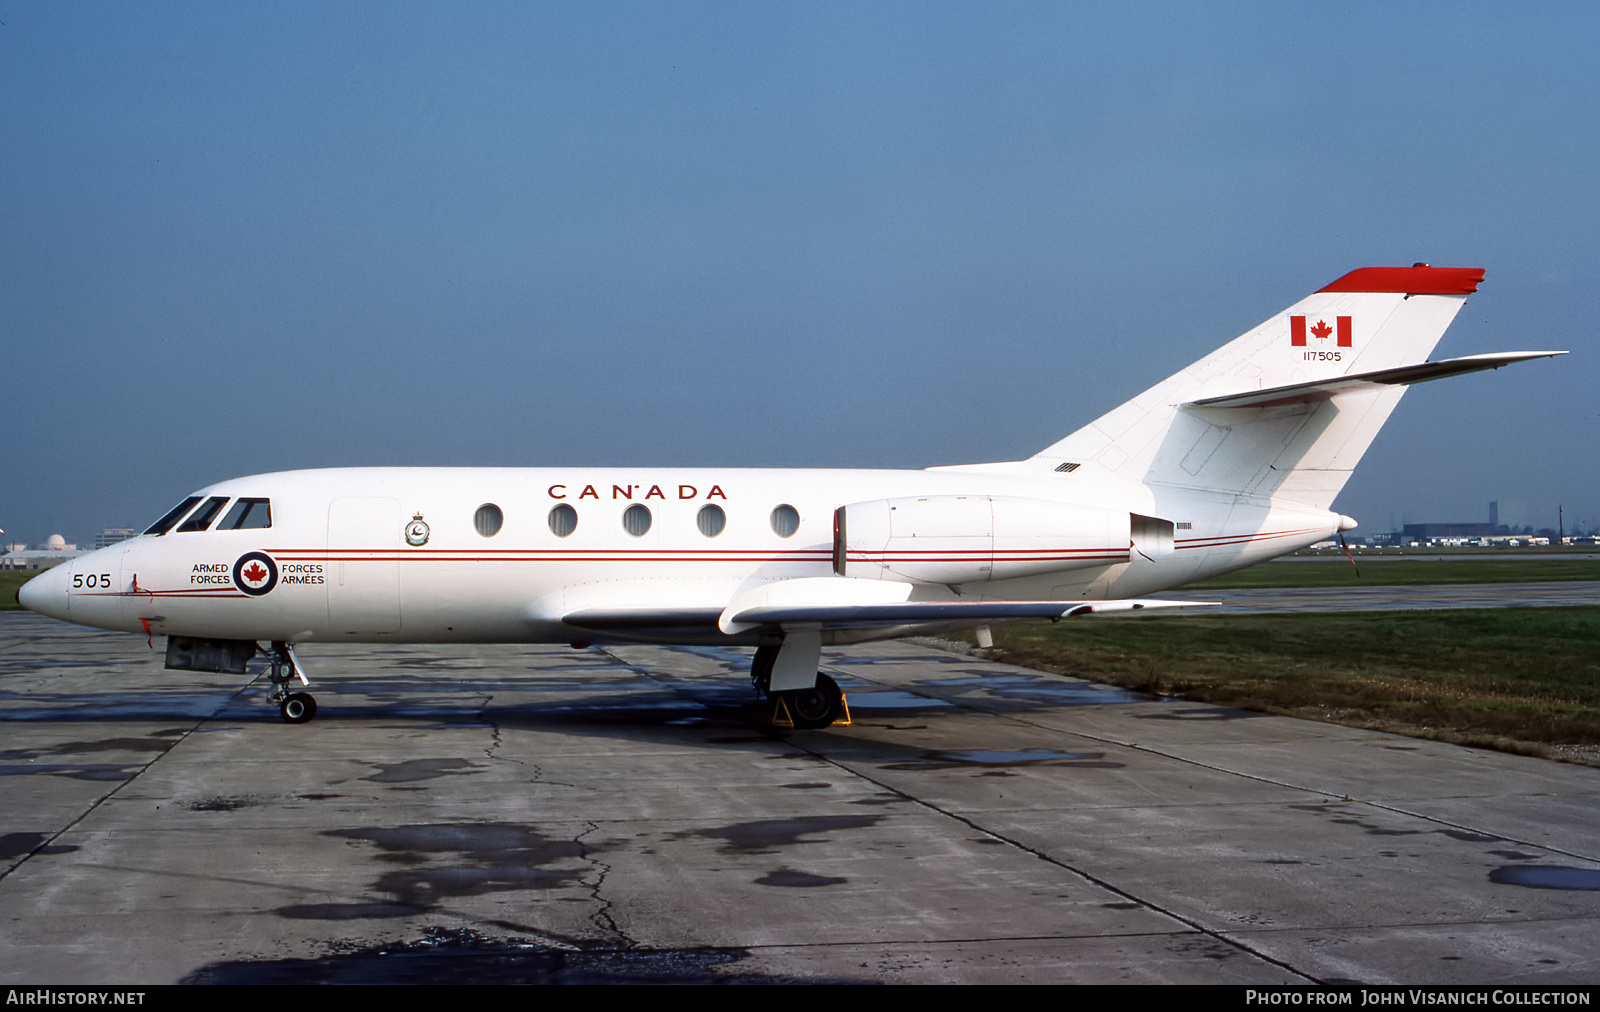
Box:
[1290,315,1352,347]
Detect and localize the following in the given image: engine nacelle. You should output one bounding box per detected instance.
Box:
[834,495,1132,585]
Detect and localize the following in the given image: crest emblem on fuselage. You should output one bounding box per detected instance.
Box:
[233,552,279,596]
[405,515,430,546]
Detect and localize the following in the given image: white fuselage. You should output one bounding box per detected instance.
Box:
[27,465,1341,646]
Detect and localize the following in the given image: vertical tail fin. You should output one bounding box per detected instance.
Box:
[1026,265,1484,510]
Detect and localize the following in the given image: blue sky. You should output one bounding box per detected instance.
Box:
[2,2,1595,542]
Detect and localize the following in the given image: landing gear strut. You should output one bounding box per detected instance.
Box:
[750,643,778,696]
[265,641,317,724]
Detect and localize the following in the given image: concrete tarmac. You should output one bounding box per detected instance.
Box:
[1,611,1597,984]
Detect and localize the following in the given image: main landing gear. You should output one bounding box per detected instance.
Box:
[265,641,317,724]
[750,643,847,730]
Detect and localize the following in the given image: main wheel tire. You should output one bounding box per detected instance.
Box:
[281,691,317,724]
[783,673,842,729]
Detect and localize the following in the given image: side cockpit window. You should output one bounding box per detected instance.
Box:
[218,498,272,530]
[144,497,203,536]
[177,496,231,533]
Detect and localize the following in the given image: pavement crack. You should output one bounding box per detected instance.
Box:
[576,822,631,947]
[482,719,529,768]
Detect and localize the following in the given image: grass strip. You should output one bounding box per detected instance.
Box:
[1192,559,1600,589]
[0,570,31,610]
[980,607,1600,758]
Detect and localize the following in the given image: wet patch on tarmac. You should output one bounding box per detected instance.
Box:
[181,928,825,984]
[879,748,1123,771]
[283,823,594,918]
[828,652,973,667]
[502,697,720,720]
[0,694,235,722]
[848,795,912,807]
[667,645,752,668]
[843,688,953,710]
[912,671,1148,706]
[0,761,140,781]
[0,736,174,759]
[0,833,46,860]
[671,815,884,855]
[0,832,78,859]
[384,657,491,670]
[529,662,637,672]
[942,748,1102,764]
[362,758,482,783]
[1488,865,1600,890]
[186,796,260,812]
[277,901,429,920]
[1291,805,1510,844]
[1137,706,1264,721]
[755,867,848,887]
[0,661,117,670]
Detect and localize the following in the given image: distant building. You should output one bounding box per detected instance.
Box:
[0,534,86,571]
[94,528,139,550]
[1401,523,1499,541]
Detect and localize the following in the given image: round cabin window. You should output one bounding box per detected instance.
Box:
[697,504,726,538]
[548,503,578,538]
[770,504,799,538]
[622,504,652,537]
[474,503,504,538]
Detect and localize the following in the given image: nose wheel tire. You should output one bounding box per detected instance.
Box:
[779,673,843,730]
[280,692,317,724]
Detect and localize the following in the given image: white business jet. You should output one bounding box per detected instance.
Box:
[19,265,1562,727]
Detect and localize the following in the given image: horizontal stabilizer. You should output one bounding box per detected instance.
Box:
[1187,351,1566,410]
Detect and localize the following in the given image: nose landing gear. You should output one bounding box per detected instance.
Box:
[280,691,317,723]
[265,642,317,723]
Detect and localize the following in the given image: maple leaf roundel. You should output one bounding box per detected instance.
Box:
[233,552,279,596]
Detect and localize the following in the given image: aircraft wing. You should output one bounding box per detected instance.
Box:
[1187,351,1566,410]
[560,588,1211,637]
[716,597,1208,631]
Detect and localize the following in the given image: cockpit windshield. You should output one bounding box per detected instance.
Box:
[218,498,272,530]
[176,496,230,534]
[144,495,274,535]
[177,496,231,533]
[144,497,203,536]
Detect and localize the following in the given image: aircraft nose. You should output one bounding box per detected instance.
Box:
[18,563,71,622]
